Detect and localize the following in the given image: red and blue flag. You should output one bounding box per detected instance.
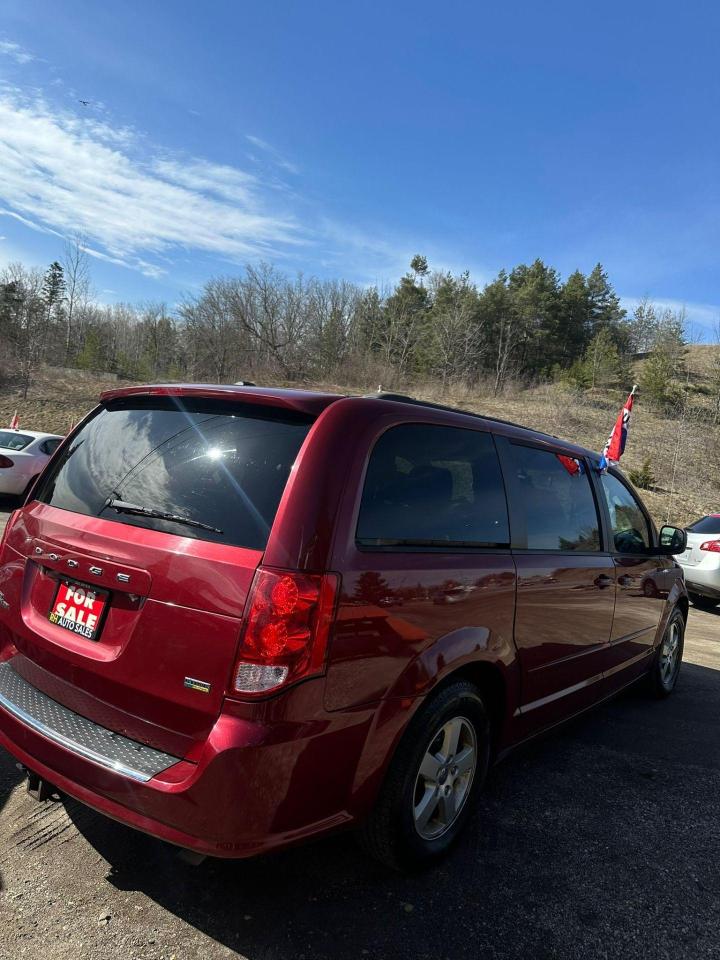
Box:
[599,386,636,468]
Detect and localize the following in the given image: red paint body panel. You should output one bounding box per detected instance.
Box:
[0,386,688,858]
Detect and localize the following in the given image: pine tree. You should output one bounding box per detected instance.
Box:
[42,261,66,314]
[558,270,591,363]
[587,263,625,335]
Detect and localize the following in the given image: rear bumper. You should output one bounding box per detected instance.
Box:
[0,474,25,496]
[0,665,373,858]
[680,566,720,598]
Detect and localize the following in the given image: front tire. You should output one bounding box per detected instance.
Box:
[647,609,685,698]
[359,681,490,870]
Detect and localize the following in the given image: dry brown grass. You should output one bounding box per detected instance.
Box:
[2,354,719,528]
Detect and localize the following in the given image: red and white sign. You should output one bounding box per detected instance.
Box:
[48,579,109,641]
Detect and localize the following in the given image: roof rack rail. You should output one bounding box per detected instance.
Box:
[362,391,559,440]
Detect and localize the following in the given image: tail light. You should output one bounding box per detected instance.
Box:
[700,540,720,553]
[232,567,340,697]
[0,455,14,468]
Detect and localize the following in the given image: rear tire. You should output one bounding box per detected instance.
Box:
[646,608,684,698]
[688,592,718,611]
[359,681,490,871]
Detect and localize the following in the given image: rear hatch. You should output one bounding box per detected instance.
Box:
[0,393,314,756]
[679,516,720,567]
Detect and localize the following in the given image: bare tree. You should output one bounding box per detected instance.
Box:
[1,262,47,397]
[62,234,91,362]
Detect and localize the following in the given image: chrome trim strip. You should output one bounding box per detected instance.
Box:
[603,648,653,679]
[0,684,151,781]
[514,672,604,716]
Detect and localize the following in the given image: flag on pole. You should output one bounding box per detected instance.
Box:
[9,411,19,430]
[599,386,637,469]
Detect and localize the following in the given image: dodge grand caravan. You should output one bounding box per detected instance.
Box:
[0,385,689,868]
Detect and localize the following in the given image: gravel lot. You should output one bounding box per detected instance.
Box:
[1,495,719,960]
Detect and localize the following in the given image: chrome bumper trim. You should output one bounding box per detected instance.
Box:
[0,660,179,783]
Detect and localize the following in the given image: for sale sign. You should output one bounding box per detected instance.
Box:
[48,579,109,641]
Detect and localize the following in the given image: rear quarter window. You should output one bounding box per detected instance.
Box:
[35,399,313,550]
[356,423,509,547]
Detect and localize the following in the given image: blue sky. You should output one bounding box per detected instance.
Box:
[1,0,719,336]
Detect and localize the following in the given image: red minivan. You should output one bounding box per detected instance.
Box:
[0,385,689,868]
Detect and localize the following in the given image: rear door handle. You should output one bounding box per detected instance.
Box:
[617,575,633,587]
[594,575,614,589]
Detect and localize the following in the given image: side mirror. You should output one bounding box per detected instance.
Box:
[659,525,687,555]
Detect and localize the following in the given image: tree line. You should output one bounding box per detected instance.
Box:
[0,240,690,405]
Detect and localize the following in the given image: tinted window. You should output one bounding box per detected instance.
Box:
[356,424,509,547]
[0,431,33,451]
[40,438,62,455]
[687,515,720,534]
[507,444,600,551]
[36,399,312,550]
[600,472,651,553]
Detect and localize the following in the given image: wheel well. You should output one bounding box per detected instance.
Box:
[443,661,507,752]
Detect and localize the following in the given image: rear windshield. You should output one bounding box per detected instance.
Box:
[687,515,720,534]
[35,398,313,550]
[0,431,34,450]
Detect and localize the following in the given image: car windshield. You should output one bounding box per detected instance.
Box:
[687,515,720,535]
[0,431,34,451]
[35,398,313,550]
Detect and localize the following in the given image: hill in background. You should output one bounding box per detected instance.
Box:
[1,355,718,529]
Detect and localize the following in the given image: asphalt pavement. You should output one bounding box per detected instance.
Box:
[1,495,719,960]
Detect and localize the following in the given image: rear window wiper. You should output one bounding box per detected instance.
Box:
[104,499,224,535]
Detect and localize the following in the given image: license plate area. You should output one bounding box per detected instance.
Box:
[48,578,110,642]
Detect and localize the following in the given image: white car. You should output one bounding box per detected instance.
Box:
[0,430,64,498]
[676,513,720,610]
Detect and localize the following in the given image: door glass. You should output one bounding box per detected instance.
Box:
[600,473,651,554]
[357,424,509,546]
[507,444,600,551]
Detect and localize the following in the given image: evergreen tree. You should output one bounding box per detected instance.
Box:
[558,270,592,363]
[507,260,562,374]
[587,263,625,336]
[42,261,66,310]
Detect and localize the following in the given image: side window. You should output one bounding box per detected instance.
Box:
[356,424,509,547]
[507,444,601,551]
[600,473,651,554]
[40,439,61,456]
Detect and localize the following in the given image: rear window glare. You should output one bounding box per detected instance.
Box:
[687,515,720,535]
[0,431,34,451]
[35,398,313,550]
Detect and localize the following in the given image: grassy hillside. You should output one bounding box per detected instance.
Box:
[1,354,719,528]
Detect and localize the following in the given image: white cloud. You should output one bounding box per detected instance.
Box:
[0,40,34,65]
[246,134,300,175]
[0,87,308,276]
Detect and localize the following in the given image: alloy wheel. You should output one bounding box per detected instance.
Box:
[412,716,477,840]
[659,620,681,687]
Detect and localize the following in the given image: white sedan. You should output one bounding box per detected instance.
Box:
[0,430,64,497]
[676,513,720,610]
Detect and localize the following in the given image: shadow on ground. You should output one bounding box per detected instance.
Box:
[34,661,717,959]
